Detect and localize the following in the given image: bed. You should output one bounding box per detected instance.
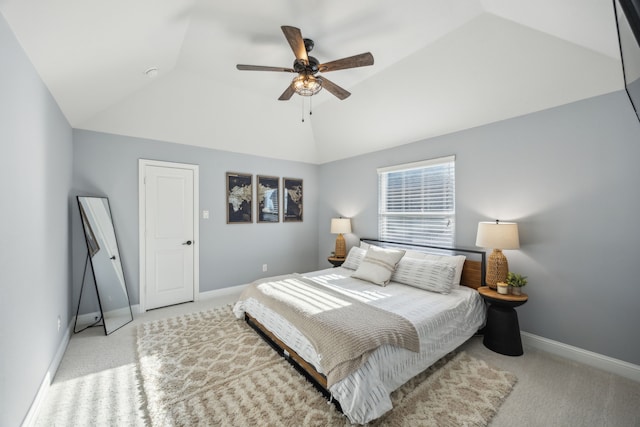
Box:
[232,239,487,424]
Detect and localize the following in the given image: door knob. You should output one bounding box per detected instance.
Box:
[182,240,193,246]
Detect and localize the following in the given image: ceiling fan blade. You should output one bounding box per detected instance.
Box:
[237,64,295,73]
[281,26,309,63]
[278,84,296,101]
[319,52,374,73]
[320,77,351,100]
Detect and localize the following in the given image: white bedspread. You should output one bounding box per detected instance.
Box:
[233,267,486,424]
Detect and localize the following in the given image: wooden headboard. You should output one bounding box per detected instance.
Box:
[360,239,486,290]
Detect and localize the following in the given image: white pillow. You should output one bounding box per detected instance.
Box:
[423,254,466,286]
[352,246,405,286]
[358,242,465,286]
[402,249,427,260]
[342,246,367,270]
[391,257,457,294]
[360,241,425,259]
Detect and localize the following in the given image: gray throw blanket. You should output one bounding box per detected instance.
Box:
[238,274,420,387]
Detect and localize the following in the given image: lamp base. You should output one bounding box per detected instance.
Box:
[334,234,346,259]
[486,249,509,289]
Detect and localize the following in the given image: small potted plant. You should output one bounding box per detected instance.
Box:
[506,272,527,295]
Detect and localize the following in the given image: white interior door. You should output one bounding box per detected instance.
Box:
[141,161,198,310]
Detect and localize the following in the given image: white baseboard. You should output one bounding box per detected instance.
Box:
[23,305,142,426]
[198,284,246,301]
[521,331,640,382]
[132,285,244,316]
[22,322,72,427]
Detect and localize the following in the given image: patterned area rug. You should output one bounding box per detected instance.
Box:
[136,305,516,426]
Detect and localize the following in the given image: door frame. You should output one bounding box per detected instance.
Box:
[138,159,200,312]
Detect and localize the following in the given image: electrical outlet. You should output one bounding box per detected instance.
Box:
[262,264,268,272]
[57,316,61,332]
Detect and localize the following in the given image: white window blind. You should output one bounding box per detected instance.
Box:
[378,156,455,246]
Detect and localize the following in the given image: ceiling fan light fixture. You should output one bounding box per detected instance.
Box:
[292,74,322,96]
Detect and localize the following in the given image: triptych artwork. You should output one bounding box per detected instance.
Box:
[226,173,303,224]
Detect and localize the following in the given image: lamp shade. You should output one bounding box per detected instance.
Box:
[330,218,352,234]
[476,221,519,249]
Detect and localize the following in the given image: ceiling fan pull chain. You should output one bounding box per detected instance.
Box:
[310,96,313,116]
[301,97,305,122]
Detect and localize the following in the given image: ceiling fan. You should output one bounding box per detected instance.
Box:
[236,26,374,101]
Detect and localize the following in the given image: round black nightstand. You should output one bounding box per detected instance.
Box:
[478,286,528,356]
[327,256,345,267]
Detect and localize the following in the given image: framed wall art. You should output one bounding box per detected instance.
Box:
[257,175,279,223]
[226,172,253,224]
[283,177,303,222]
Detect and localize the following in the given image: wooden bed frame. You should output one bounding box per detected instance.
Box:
[245,313,341,409]
[244,239,486,413]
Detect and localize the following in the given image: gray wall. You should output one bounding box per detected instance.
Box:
[0,14,73,427]
[72,130,320,308]
[318,90,640,366]
[3,6,640,423]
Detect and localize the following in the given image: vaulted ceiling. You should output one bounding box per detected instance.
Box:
[0,0,623,163]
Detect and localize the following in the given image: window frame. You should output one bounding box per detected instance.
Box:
[377,155,456,247]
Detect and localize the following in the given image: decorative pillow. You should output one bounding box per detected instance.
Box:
[391,257,457,294]
[341,246,367,270]
[352,246,405,286]
[360,241,425,259]
[358,242,465,286]
[423,254,466,286]
[401,249,427,260]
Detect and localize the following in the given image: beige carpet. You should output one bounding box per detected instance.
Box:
[136,305,517,426]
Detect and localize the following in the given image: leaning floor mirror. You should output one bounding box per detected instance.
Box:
[75,196,133,335]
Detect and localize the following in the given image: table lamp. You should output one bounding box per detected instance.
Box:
[476,220,520,288]
[331,218,351,258]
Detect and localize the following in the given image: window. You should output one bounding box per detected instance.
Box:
[378,156,455,246]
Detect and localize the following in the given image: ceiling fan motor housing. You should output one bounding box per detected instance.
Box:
[293,56,319,74]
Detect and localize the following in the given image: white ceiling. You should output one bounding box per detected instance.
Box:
[0,0,624,164]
